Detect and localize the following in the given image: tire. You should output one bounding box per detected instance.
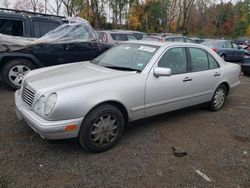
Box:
[1,58,35,90]
[79,104,125,153]
[209,84,228,111]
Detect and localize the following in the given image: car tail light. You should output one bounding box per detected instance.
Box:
[102,33,108,43]
[212,48,218,52]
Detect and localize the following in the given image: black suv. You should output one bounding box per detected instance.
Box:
[0,15,112,89]
[0,8,65,38]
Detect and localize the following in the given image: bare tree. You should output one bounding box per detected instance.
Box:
[61,0,85,16]
[46,0,63,15]
[89,0,106,29]
[14,0,44,13]
[3,0,10,9]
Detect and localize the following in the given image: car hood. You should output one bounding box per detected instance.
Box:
[25,62,135,92]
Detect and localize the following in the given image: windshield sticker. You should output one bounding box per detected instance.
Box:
[139,46,156,53]
[137,63,144,67]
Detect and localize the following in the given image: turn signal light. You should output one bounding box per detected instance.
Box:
[64,124,77,132]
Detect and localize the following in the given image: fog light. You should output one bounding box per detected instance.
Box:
[64,124,77,132]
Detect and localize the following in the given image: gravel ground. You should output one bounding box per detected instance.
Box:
[0,76,250,188]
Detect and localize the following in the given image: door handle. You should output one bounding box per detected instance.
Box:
[213,72,221,77]
[183,77,192,82]
[65,44,74,50]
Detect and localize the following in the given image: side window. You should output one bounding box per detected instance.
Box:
[0,19,24,36]
[127,34,137,41]
[110,34,127,41]
[189,48,209,72]
[208,53,220,69]
[158,47,187,74]
[232,43,239,49]
[33,20,59,37]
[223,41,232,48]
[172,37,184,42]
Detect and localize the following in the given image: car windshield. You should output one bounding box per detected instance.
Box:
[93,43,159,72]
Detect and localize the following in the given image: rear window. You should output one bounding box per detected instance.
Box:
[0,19,24,36]
[110,33,127,41]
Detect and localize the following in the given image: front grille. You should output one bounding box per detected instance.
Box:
[22,83,36,107]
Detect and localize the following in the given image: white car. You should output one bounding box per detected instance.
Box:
[15,41,241,152]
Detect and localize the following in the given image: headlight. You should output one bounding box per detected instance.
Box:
[34,95,45,115]
[44,93,57,115]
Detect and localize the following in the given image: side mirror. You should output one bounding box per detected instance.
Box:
[154,67,172,77]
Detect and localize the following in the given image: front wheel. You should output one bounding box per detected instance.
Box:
[79,104,125,153]
[1,59,35,90]
[209,84,227,111]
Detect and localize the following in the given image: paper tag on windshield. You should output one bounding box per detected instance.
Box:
[139,46,156,53]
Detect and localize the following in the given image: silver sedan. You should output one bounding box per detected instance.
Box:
[15,41,241,152]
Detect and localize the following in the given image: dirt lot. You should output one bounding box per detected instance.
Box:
[0,76,250,188]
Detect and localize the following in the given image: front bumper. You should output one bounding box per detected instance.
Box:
[15,90,84,140]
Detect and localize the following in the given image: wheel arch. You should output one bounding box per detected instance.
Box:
[0,53,44,70]
[84,100,129,124]
[219,81,230,95]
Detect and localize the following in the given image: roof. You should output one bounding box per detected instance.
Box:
[122,40,204,48]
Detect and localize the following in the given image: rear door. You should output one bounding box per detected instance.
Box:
[63,41,100,63]
[187,47,221,106]
[232,42,244,62]
[222,41,235,61]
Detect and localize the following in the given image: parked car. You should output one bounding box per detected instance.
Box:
[111,30,146,40]
[190,37,205,44]
[201,39,250,62]
[0,19,111,89]
[97,30,139,44]
[0,8,65,38]
[142,35,164,41]
[15,41,241,152]
[242,58,250,76]
[165,36,196,43]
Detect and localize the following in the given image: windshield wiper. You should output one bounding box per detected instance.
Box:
[105,66,141,72]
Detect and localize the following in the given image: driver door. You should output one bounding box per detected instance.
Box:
[145,47,191,117]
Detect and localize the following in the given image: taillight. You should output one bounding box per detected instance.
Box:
[212,48,218,52]
[102,33,108,43]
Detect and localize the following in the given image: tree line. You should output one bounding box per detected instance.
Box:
[4,0,250,38]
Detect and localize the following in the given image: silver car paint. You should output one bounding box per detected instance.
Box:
[15,41,241,140]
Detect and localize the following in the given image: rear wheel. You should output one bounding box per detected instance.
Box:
[209,84,227,111]
[1,59,35,90]
[79,104,125,153]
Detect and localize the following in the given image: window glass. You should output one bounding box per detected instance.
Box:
[94,43,159,72]
[232,43,239,49]
[33,21,59,37]
[0,19,23,36]
[158,47,187,74]
[223,41,232,48]
[190,48,209,72]
[127,34,137,41]
[208,53,219,69]
[185,38,194,43]
[110,34,127,41]
[172,37,184,42]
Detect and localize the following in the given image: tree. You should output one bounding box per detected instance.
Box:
[3,0,10,9]
[14,0,44,13]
